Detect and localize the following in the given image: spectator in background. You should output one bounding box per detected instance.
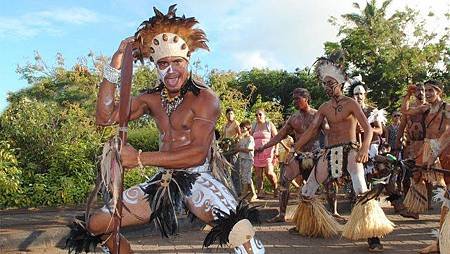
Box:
[386,111,402,157]
[236,120,257,202]
[252,109,278,198]
[221,107,242,196]
[256,88,323,222]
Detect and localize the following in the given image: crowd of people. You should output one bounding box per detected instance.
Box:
[218,78,448,253]
[65,5,448,254]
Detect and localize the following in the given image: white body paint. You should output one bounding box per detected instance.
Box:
[189,172,237,218]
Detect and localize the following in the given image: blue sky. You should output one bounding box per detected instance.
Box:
[1,0,448,112]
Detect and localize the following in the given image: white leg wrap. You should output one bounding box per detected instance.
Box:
[349,169,368,195]
[234,237,265,254]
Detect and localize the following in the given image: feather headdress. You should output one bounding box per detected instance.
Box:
[368,108,388,125]
[135,4,209,63]
[312,50,347,84]
[345,74,370,97]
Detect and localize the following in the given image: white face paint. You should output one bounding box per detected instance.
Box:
[157,64,173,84]
[353,85,366,95]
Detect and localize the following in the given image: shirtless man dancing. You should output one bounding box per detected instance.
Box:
[66,5,264,254]
[290,57,394,252]
[256,88,327,223]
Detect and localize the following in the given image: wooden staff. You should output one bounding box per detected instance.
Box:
[411,165,450,176]
[112,42,133,254]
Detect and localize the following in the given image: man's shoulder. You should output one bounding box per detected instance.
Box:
[191,88,220,115]
[197,86,218,100]
[309,108,318,116]
[443,101,450,118]
[341,95,357,104]
[188,87,219,108]
[136,90,160,104]
[317,99,336,111]
[318,100,331,108]
[342,96,360,109]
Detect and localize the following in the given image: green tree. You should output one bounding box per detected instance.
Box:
[328,0,449,110]
[208,70,250,131]
[230,68,327,117]
[0,141,23,207]
[0,53,160,208]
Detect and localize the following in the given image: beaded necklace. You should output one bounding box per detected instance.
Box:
[160,87,184,117]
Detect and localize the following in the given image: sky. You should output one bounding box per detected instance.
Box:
[0,0,448,112]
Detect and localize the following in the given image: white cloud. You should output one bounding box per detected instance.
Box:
[0,7,99,39]
[234,51,268,69]
[190,0,354,71]
[188,0,449,71]
[36,7,99,24]
[233,50,285,70]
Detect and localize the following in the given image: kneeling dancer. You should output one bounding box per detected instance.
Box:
[66,5,264,254]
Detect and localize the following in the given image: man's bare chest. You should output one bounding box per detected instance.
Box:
[425,111,446,133]
[291,112,315,133]
[324,104,352,124]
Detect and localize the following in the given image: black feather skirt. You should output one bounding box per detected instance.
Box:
[141,170,200,238]
[203,198,260,248]
[65,217,103,254]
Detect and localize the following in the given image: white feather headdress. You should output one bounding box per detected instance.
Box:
[368,108,388,125]
[314,58,347,84]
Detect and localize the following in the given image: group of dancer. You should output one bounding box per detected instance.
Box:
[66,5,449,254]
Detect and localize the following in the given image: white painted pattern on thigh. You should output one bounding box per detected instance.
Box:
[189,173,237,218]
[123,186,144,205]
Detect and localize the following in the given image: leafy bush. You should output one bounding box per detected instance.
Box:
[0,141,24,207]
[127,122,160,152]
[124,167,158,189]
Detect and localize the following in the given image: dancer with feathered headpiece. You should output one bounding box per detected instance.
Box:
[66,5,264,254]
[289,52,394,252]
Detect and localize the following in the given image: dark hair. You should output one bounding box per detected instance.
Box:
[293,88,311,103]
[240,120,252,129]
[225,108,234,114]
[424,79,443,91]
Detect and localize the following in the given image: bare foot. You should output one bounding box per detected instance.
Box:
[399,209,419,220]
[288,227,300,235]
[266,214,285,223]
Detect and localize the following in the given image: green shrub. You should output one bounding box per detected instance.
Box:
[127,123,160,152]
[0,141,25,207]
[124,167,158,189]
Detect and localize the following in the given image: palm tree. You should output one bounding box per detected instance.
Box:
[341,0,393,29]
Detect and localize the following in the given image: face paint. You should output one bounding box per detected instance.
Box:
[323,81,339,98]
[157,64,173,84]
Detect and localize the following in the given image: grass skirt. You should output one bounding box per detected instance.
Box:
[342,199,394,240]
[289,197,341,238]
[404,181,428,213]
[440,209,450,254]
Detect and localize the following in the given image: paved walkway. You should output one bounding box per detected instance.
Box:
[1,197,441,254]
